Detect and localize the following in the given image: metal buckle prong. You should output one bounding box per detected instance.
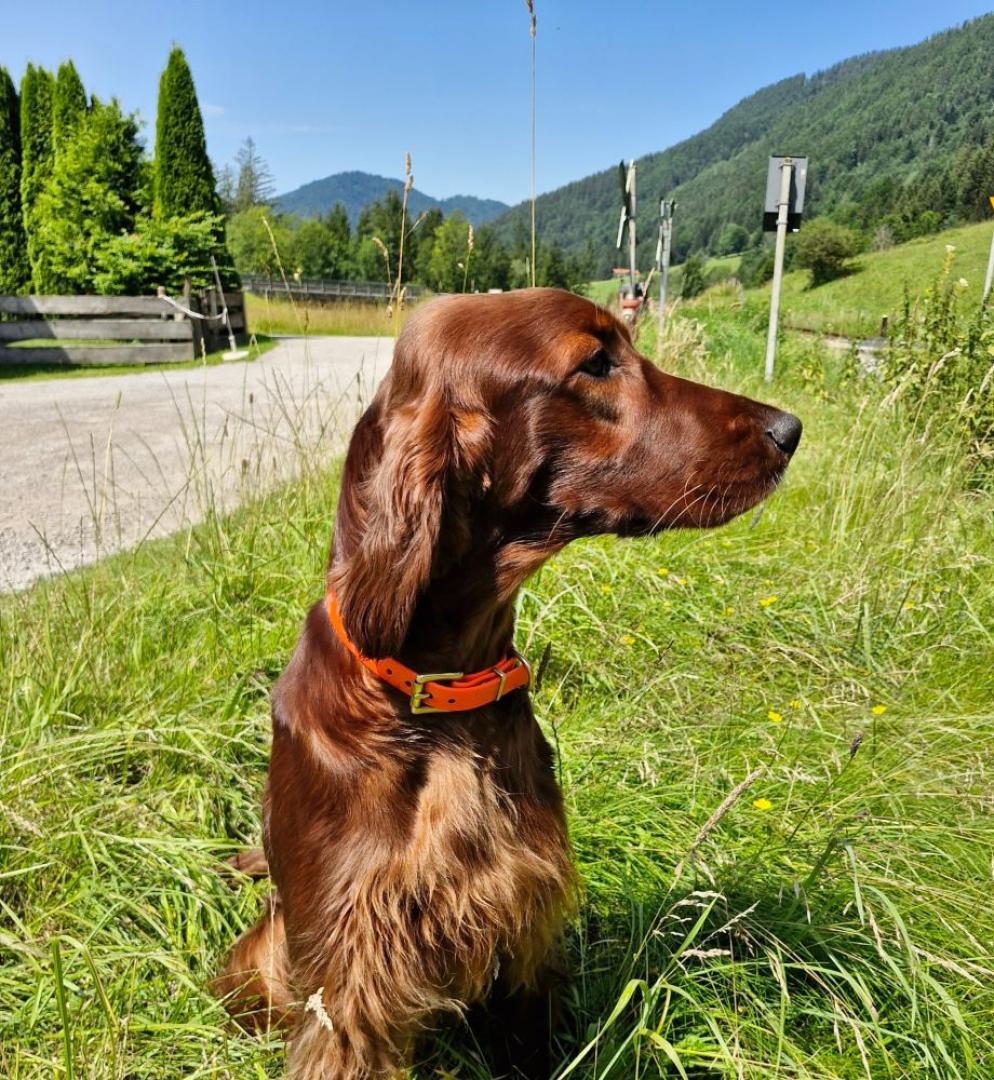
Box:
[410,671,463,715]
[492,666,508,701]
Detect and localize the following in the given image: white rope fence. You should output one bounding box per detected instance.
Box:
[156,291,228,323]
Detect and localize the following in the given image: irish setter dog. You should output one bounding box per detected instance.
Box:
[215,287,801,1078]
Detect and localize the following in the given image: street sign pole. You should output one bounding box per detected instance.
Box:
[764,157,794,383]
[983,196,994,304]
[627,162,638,296]
[656,200,674,354]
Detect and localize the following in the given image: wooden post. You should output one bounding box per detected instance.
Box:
[181,279,202,360]
[764,158,793,383]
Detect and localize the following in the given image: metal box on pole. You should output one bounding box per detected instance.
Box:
[763,156,808,233]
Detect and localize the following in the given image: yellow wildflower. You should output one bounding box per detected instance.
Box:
[788,699,801,709]
[753,798,773,811]
[620,634,635,646]
[723,606,735,616]
[600,584,612,594]
[871,704,887,715]
[657,567,670,576]
[767,710,783,723]
[760,595,779,607]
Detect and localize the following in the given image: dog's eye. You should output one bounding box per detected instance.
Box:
[577,349,614,378]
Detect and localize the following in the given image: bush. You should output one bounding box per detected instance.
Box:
[794,219,860,286]
[715,221,749,256]
[31,99,144,293]
[93,211,228,295]
[738,243,775,287]
[882,246,994,484]
[680,252,707,298]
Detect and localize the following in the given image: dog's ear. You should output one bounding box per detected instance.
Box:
[329,386,490,659]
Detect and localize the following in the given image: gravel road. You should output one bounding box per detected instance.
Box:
[0,336,392,593]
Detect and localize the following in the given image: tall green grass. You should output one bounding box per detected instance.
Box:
[245,292,418,337]
[1,306,992,1077]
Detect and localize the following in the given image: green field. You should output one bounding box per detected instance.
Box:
[766,220,994,339]
[595,220,994,341]
[2,298,993,1077]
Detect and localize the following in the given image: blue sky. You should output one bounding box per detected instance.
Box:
[4,1,993,206]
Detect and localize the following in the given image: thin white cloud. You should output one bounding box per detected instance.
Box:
[202,103,226,118]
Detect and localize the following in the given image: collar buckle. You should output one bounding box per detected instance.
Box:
[410,671,464,715]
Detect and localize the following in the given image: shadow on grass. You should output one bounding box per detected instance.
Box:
[0,335,276,382]
[803,262,862,290]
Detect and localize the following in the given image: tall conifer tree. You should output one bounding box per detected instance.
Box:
[153,47,218,218]
[19,64,54,284]
[52,60,87,158]
[0,66,30,292]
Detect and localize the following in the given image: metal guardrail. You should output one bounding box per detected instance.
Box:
[241,274,423,304]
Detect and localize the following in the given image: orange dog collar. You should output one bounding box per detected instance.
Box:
[326,592,530,714]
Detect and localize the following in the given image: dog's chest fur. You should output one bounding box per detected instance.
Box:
[270,702,574,1011]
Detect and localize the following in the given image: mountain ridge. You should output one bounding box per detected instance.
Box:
[275,170,508,228]
[491,15,994,273]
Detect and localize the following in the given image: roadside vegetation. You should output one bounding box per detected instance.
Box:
[3,260,993,1076]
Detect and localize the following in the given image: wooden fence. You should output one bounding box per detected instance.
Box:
[0,289,246,367]
[241,273,423,305]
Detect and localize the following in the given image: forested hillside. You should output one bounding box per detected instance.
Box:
[493,15,994,274]
[275,170,508,227]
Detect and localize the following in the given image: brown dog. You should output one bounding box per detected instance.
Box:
[215,288,801,1078]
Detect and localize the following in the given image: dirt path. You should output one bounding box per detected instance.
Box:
[0,336,393,593]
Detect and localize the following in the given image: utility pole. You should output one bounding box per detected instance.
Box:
[625,162,638,294]
[984,196,994,304]
[617,160,642,322]
[656,198,675,352]
[764,157,794,383]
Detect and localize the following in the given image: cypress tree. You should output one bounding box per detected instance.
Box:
[52,60,87,158]
[154,47,218,218]
[19,64,54,285]
[0,66,30,292]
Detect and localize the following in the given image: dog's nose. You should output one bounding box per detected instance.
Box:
[766,412,802,456]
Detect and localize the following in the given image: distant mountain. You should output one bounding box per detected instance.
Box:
[491,14,994,274]
[275,170,508,228]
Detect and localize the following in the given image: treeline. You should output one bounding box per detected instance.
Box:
[0,48,234,297]
[492,14,994,277]
[224,151,593,293]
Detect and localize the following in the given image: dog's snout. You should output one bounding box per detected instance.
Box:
[765,412,802,456]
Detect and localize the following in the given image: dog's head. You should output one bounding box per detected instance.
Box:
[331,288,801,657]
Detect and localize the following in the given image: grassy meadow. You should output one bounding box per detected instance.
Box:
[2,280,993,1077]
[766,220,994,339]
[244,292,418,337]
[598,219,994,342]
